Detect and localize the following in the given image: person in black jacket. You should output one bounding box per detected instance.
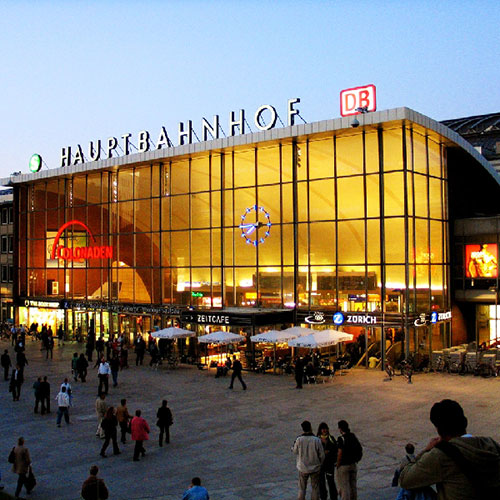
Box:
[156,400,173,446]
[317,422,338,500]
[76,353,89,382]
[100,407,120,457]
[9,364,24,401]
[228,356,247,390]
[1,349,11,381]
[39,376,51,414]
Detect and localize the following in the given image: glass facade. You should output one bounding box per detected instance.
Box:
[16,120,450,351]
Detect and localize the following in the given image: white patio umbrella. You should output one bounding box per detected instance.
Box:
[288,330,353,348]
[197,331,245,344]
[282,326,318,337]
[250,330,302,373]
[152,327,195,339]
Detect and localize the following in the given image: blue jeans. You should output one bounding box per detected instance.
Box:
[56,406,69,425]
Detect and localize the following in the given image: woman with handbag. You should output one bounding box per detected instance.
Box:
[11,436,33,500]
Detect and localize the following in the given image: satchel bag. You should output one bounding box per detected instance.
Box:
[8,447,15,464]
[26,465,36,491]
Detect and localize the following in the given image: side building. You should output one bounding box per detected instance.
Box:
[5,106,500,368]
[0,188,14,326]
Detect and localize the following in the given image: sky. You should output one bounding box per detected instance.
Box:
[0,0,499,179]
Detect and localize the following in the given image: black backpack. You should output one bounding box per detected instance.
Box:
[341,432,363,463]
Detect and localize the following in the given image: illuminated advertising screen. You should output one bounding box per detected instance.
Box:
[465,244,498,278]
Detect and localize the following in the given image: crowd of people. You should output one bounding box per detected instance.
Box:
[2,323,500,500]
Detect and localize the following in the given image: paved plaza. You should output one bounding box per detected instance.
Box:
[1,339,499,500]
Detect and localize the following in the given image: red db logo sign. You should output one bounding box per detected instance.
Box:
[340,84,376,117]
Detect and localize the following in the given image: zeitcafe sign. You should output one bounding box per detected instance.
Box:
[59,98,302,168]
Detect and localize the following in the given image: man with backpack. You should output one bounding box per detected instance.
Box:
[336,420,362,500]
[399,399,500,499]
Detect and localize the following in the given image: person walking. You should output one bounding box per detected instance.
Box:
[55,385,70,426]
[16,350,28,375]
[292,420,325,500]
[95,393,107,439]
[39,376,51,414]
[134,335,146,366]
[156,399,173,446]
[57,324,64,346]
[116,398,131,444]
[46,335,54,359]
[81,465,109,500]
[97,357,110,396]
[60,377,73,406]
[11,436,32,500]
[9,364,23,401]
[77,353,89,382]
[228,355,247,390]
[71,352,79,381]
[33,376,42,413]
[131,409,150,461]
[295,357,305,389]
[109,354,120,387]
[1,348,11,381]
[182,477,210,500]
[100,407,121,457]
[336,420,362,500]
[316,422,338,500]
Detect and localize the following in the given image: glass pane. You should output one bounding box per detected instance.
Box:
[366,174,380,217]
[211,154,221,191]
[367,219,380,263]
[73,177,86,205]
[309,179,335,221]
[233,188,257,227]
[191,230,211,266]
[135,165,151,198]
[171,158,189,195]
[337,176,364,219]
[282,183,293,223]
[282,143,293,183]
[234,230,256,266]
[235,268,256,307]
[118,169,133,200]
[384,218,405,263]
[152,164,161,197]
[171,231,189,267]
[135,199,151,232]
[338,220,365,264]
[309,222,335,265]
[385,265,406,290]
[86,175,101,205]
[191,155,210,193]
[118,201,134,232]
[211,191,221,228]
[212,228,221,266]
[224,228,234,266]
[257,145,280,185]
[415,218,429,264]
[365,131,379,174]
[191,193,211,229]
[282,224,294,266]
[383,128,403,171]
[406,173,413,217]
[336,133,363,176]
[223,190,233,228]
[223,152,233,190]
[384,172,404,216]
[428,138,442,178]
[298,223,308,265]
[259,224,281,266]
[152,198,160,231]
[309,137,334,179]
[430,220,443,263]
[413,131,427,174]
[413,174,428,218]
[233,149,255,188]
[258,185,281,226]
[297,182,308,222]
[429,177,443,219]
[171,195,189,230]
[136,233,151,267]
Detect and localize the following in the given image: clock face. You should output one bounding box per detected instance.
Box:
[239,205,271,246]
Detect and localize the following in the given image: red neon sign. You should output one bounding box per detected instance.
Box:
[50,220,113,261]
[340,84,377,117]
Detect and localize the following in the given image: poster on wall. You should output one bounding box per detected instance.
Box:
[465,244,498,278]
[46,231,87,268]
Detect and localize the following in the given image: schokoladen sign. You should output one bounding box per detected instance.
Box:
[60,98,302,168]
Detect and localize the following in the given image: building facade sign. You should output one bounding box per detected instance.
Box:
[50,220,113,261]
[340,84,376,117]
[59,98,301,167]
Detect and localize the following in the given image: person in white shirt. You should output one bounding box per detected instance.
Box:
[293,420,325,500]
[97,358,111,396]
[55,385,70,427]
[60,377,73,406]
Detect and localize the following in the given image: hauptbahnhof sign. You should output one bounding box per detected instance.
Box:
[59,98,302,168]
